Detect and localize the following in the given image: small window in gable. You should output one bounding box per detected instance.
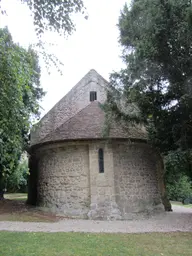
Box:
[98,148,104,173]
[90,91,97,102]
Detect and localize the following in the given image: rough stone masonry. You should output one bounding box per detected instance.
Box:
[28,69,165,220]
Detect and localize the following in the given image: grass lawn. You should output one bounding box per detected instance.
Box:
[0,232,191,256]
[171,201,192,208]
[4,193,27,201]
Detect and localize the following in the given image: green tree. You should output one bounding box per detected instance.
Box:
[6,154,29,193]
[109,0,192,151]
[164,150,192,200]
[105,0,192,204]
[0,27,45,199]
[1,0,85,37]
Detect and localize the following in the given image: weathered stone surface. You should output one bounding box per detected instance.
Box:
[36,144,90,218]
[113,142,164,219]
[31,70,107,145]
[87,142,122,220]
[28,69,165,220]
[30,140,164,220]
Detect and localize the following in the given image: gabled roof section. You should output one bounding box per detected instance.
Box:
[35,69,108,127]
[30,69,109,146]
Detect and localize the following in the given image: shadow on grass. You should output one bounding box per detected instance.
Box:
[0,193,63,222]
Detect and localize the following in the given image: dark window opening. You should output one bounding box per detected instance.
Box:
[90,91,97,102]
[98,148,104,173]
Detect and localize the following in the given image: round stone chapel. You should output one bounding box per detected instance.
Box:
[28,69,165,220]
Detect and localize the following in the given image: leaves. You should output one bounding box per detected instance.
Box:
[6,154,29,192]
[107,0,192,153]
[104,1,192,195]
[0,27,44,190]
[10,0,85,38]
[0,0,87,73]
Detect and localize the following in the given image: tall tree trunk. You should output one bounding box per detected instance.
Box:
[0,173,4,200]
[0,190,4,200]
[27,153,38,205]
[156,149,172,211]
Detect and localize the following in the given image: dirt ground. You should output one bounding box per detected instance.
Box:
[0,199,63,222]
[0,199,192,233]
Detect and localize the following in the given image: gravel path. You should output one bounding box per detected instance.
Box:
[0,205,191,233]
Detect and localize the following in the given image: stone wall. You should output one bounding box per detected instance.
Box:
[87,142,121,220]
[30,140,164,220]
[31,70,107,145]
[113,141,163,219]
[36,144,90,218]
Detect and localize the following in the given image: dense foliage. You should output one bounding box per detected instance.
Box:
[106,0,192,201]
[0,0,86,197]
[165,150,192,200]
[0,27,44,197]
[6,155,28,193]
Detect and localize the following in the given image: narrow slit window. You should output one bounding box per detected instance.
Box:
[98,148,104,173]
[90,91,97,102]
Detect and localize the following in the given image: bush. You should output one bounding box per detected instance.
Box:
[166,175,192,201]
[164,150,192,201]
[6,155,29,193]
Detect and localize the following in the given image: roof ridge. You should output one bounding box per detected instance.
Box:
[90,69,109,85]
[37,69,108,124]
[41,101,101,143]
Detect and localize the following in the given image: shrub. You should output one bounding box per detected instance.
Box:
[164,150,192,201]
[6,155,29,193]
[166,175,192,201]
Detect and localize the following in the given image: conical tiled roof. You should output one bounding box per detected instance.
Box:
[40,101,147,144]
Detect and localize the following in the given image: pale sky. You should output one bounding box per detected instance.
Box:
[0,0,128,117]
